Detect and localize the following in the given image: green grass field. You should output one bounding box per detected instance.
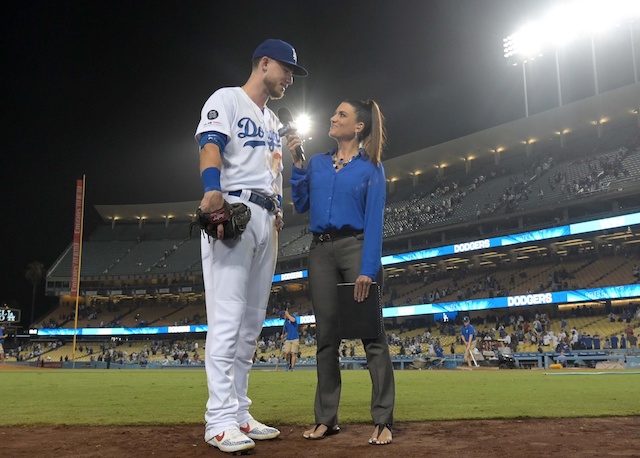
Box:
[2,369,639,426]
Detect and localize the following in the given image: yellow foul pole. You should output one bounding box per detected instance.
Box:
[71,176,86,367]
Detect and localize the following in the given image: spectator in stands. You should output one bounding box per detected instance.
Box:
[282,309,300,371]
[610,334,619,349]
[625,324,634,340]
[289,99,394,445]
[461,316,476,368]
[620,334,627,349]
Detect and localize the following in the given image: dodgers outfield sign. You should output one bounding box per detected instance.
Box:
[454,239,490,253]
[507,293,553,307]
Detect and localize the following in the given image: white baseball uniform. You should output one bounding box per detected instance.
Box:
[195,87,283,438]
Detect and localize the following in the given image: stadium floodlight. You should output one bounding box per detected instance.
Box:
[503,0,640,118]
[295,114,311,137]
[503,22,543,62]
[505,0,640,62]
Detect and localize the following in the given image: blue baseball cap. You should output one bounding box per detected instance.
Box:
[252,39,308,77]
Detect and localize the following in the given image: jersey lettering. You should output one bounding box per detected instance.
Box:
[266,129,281,152]
[237,117,265,148]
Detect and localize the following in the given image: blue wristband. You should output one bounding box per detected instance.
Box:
[202,167,221,192]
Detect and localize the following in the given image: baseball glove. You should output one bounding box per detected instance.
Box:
[190,201,251,240]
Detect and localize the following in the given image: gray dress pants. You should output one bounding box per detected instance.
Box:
[308,235,395,427]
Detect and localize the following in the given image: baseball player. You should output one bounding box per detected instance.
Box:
[194,39,307,454]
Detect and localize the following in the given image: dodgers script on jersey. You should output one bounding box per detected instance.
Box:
[195,87,283,199]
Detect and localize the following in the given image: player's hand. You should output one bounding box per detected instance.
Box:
[354,275,373,303]
[274,209,284,231]
[200,190,225,239]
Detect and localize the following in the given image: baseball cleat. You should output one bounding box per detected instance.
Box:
[206,428,255,454]
[240,418,281,440]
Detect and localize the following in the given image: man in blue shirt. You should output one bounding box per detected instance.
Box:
[282,309,300,371]
[0,325,7,363]
[461,316,476,367]
[610,334,619,349]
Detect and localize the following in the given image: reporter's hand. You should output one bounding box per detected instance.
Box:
[285,134,304,168]
[354,275,373,303]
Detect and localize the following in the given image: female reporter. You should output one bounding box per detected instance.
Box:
[288,99,395,445]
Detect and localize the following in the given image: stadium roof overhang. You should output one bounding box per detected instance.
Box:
[95,201,198,224]
[381,83,640,183]
[94,83,640,224]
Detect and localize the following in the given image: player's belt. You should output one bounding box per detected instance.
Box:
[312,229,363,243]
[228,190,279,213]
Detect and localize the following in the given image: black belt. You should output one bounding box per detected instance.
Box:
[312,229,363,243]
[228,190,279,213]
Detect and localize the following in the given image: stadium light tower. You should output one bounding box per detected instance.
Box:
[503,0,640,117]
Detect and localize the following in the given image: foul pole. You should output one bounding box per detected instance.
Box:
[70,176,86,369]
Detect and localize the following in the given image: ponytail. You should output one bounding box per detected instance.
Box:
[345,99,386,167]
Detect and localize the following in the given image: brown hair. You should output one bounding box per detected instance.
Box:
[345,99,386,167]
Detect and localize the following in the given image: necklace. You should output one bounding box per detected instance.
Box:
[332,152,356,170]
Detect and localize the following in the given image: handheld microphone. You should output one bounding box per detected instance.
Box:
[277,107,306,162]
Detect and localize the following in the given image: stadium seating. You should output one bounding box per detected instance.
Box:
[27,107,640,370]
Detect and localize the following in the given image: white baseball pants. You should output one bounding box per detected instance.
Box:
[201,199,277,438]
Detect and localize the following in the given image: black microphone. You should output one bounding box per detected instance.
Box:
[277,107,306,162]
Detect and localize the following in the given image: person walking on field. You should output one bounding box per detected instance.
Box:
[282,309,299,371]
[0,325,7,363]
[461,316,476,367]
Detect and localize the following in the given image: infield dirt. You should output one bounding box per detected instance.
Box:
[3,417,640,458]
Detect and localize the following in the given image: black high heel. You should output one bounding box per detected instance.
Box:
[303,424,340,440]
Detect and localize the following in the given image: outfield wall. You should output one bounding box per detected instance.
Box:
[15,350,640,370]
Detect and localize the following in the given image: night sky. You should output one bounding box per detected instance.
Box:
[3,0,637,319]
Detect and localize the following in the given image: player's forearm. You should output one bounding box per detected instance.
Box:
[199,144,224,210]
[199,143,222,173]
